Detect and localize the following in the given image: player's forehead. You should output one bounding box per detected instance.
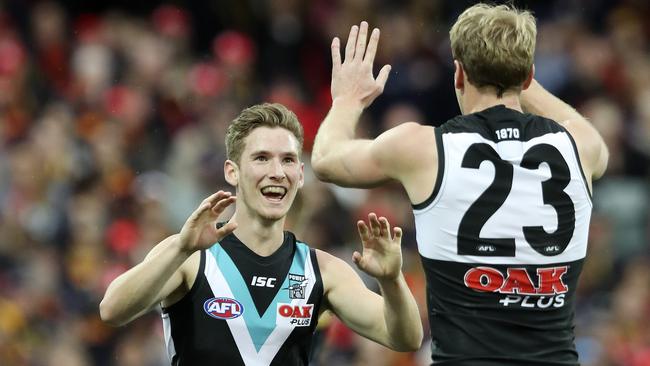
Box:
[242,126,300,156]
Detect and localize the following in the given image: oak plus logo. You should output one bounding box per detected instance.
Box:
[464,266,569,309]
[203,297,244,319]
[276,303,314,327]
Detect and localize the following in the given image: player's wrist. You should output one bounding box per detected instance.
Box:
[172,234,197,257]
[331,96,366,111]
[376,270,405,285]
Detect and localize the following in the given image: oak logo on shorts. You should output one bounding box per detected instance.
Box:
[276,303,313,327]
[203,297,244,320]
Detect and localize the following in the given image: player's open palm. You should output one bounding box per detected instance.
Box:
[331,21,391,108]
[179,191,237,253]
[353,213,403,281]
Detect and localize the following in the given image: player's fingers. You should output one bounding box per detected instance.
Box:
[368,213,381,237]
[376,64,392,90]
[357,220,370,242]
[190,201,212,222]
[211,196,236,215]
[352,251,363,268]
[393,227,403,245]
[345,25,358,61]
[218,221,238,237]
[331,37,342,70]
[355,21,369,61]
[201,190,227,205]
[202,191,232,210]
[378,216,390,238]
[364,28,380,65]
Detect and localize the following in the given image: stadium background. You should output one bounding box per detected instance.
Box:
[0,0,648,365]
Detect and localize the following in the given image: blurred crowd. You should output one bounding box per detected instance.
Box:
[0,0,648,365]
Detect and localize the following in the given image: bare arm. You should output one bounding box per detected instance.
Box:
[312,99,386,187]
[311,21,391,186]
[99,234,192,326]
[521,79,609,182]
[319,214,423,351]
[312,22,434,194]
[99,191,237,326]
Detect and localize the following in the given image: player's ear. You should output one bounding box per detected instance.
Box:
[224,160,239,186]
[454,60,465,91]
[298,162,305,189]
[522,64,535,90]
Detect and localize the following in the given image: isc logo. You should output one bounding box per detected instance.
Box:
[251,276,276,288]
[203,297,244,320]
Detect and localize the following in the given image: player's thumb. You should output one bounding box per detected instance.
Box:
[352,251,365,271]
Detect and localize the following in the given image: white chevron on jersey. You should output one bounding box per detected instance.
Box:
[203,245,317,366]
[414,131,592,265]
[161,311,176,362]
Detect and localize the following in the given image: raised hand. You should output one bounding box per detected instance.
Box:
[331,21,391,108]
[179,191,237,253]
[353,213,403,281]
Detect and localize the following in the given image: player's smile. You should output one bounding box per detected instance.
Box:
[260,185,287,202]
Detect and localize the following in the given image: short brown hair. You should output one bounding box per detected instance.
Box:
[450,3,536,97]
[225,103,304,163]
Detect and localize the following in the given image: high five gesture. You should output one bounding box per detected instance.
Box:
[331,21,391,108]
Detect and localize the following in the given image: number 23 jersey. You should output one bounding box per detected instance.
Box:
[413,105,592,365]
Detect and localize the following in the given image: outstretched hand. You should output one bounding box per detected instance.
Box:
[179,191,237,253]
[331,21,391,108]
[353,213,403,281]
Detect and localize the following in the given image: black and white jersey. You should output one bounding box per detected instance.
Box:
[413,105,592,365]
[161,232,323,366]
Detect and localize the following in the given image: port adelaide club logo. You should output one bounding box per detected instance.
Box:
[285,273,309,299]
[203,297,244,320]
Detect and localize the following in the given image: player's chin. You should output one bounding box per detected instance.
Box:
[259,208,289,221]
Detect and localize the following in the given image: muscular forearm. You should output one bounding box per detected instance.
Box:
[520,80,584,127]
[312,99,391,186]
[377,274,423,351]
[312,98,364,175]
[100,234,190,326]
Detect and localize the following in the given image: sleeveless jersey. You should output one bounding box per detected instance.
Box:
[413,105,592,365]
[161,232,323,366]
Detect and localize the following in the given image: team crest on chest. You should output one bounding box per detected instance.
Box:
[285,273,309,299]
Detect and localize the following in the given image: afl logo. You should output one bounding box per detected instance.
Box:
[203,297,244,320]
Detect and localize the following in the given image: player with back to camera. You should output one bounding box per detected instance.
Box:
[312,3,608,365]
[99,103,423,365]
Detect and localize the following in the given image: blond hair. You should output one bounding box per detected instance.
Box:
[225,103,304,163]
[450,3,536,97]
